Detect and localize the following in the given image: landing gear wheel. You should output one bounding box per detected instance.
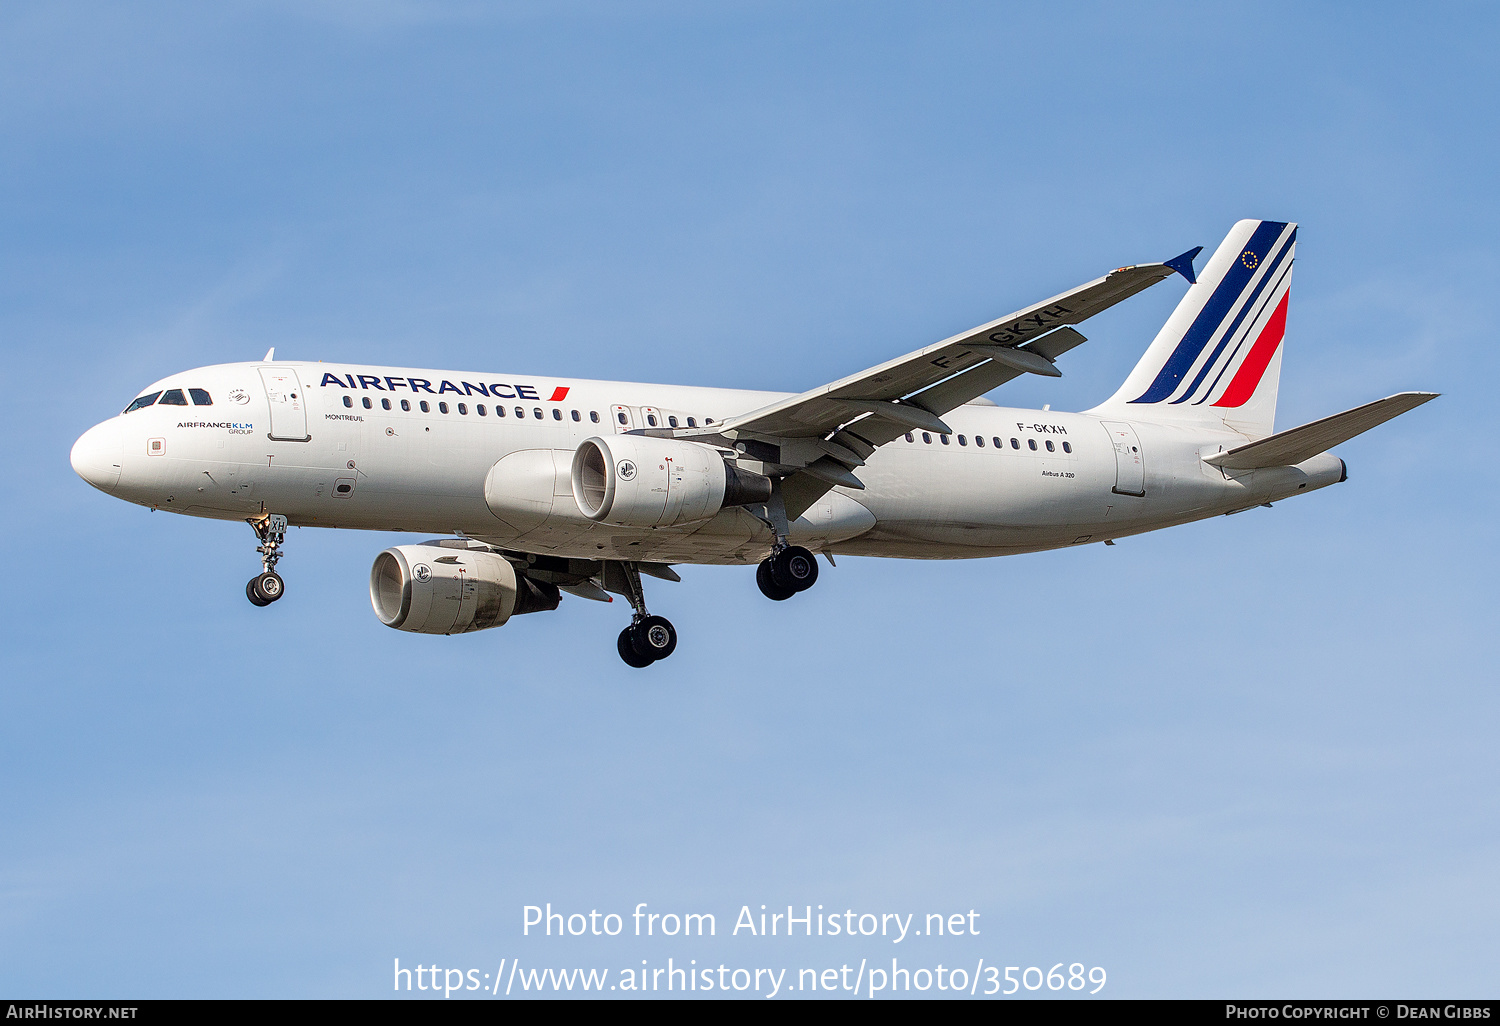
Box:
[248,571,284,605]
[769,545,819,593]
[756,560,796,601]
[630,615,677,661]
[618,627,654,668]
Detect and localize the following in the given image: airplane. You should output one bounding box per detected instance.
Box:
[70,219,1437,667]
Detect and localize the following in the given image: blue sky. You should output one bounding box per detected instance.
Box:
[2,1,1496,998]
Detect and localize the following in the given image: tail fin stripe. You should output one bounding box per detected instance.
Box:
[1170,228,1296,404]
[1212,290,1290,408]
[1192,257,1294,405]
[1128,220,1288,403]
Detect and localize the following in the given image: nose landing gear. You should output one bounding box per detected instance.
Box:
[246,514,288,606]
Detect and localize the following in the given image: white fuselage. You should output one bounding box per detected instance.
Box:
[71,360,1345,565]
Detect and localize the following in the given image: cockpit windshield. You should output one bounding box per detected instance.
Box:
[123,391,162,414]
[123,387,213,413]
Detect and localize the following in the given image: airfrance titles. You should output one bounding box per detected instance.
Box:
[319,372,569,402]
[176,421,254,434]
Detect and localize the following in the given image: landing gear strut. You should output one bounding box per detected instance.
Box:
[613,562,677,667]
[246,514,288,606]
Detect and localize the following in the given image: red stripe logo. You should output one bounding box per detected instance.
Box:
[1212,291,1289,409]
[547,386,570,402]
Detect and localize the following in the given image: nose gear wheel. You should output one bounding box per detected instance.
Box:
[247,571,284,606]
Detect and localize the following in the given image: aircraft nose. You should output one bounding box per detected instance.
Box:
[70,420,123,493]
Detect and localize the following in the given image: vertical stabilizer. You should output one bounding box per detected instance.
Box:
[1089,219,1297,439]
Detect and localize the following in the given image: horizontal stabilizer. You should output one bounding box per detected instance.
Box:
[1204,392,1438,470]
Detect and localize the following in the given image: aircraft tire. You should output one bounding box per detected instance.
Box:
[770,546,818,593]
[246,578,270,607]
[630,616,677,661]
[618,627,655,668]
[250,571,285,604]
[756,560,796,601]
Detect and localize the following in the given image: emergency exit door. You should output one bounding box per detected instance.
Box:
[1102,421,1145,496]
[259,367,311,441]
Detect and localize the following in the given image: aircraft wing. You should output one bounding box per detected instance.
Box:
[664,250,1195,515]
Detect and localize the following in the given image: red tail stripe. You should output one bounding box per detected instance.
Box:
[1212,291,1289,409]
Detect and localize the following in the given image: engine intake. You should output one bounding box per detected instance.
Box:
[571,435,772,528]
[370,543,560,635]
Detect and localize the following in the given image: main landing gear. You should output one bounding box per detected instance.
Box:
[756,544,819,601]
[246,513,288,607]
[614,561,677,668]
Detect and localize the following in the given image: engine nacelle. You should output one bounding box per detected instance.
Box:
[369,543,560,635]
[571,435,772,528]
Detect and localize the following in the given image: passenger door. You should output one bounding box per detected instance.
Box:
[1102,421,1145,496]
[259,367,311,441]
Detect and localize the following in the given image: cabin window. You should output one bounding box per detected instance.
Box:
[477,404,487,416]
[687,417,697,427]
[124,392,162,413]
[571,410,581,422]
[159,389,188,406]
[381,398,391,410]
[940,434,950,445]
[646,414,658,426]
[975,435,985,447]
[905,432,914,442]
[704,417,714,424]
[420,401,430,413]
[957,435,967,446]
[439,402,449,414]
[591,411,601,423]
[400,399,411,411]
[552,409,562,421]
[457,403,467,415]
[189,388,212,406]
[1045,440,1055,451]
[1010,438,1020,449]
[533,408,543,419]
[668,416,678,428]
[1062,441,1072,453]
[1028,438,1037,450]
[516,407,525,419]
[342,396,352,408]
[362,397,373,409]
[617,412,627,425]
[922,432,932,444]
[496,405,506,417]
[994,437,1003,448]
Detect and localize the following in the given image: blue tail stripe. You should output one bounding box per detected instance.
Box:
[1193,256,1295,405]
[1129,220,1288,404]
[1169,227,1295,404]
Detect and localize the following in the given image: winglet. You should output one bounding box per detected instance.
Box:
[1164,246,1202,284]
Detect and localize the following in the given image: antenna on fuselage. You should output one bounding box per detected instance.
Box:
[263,347,275,362]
